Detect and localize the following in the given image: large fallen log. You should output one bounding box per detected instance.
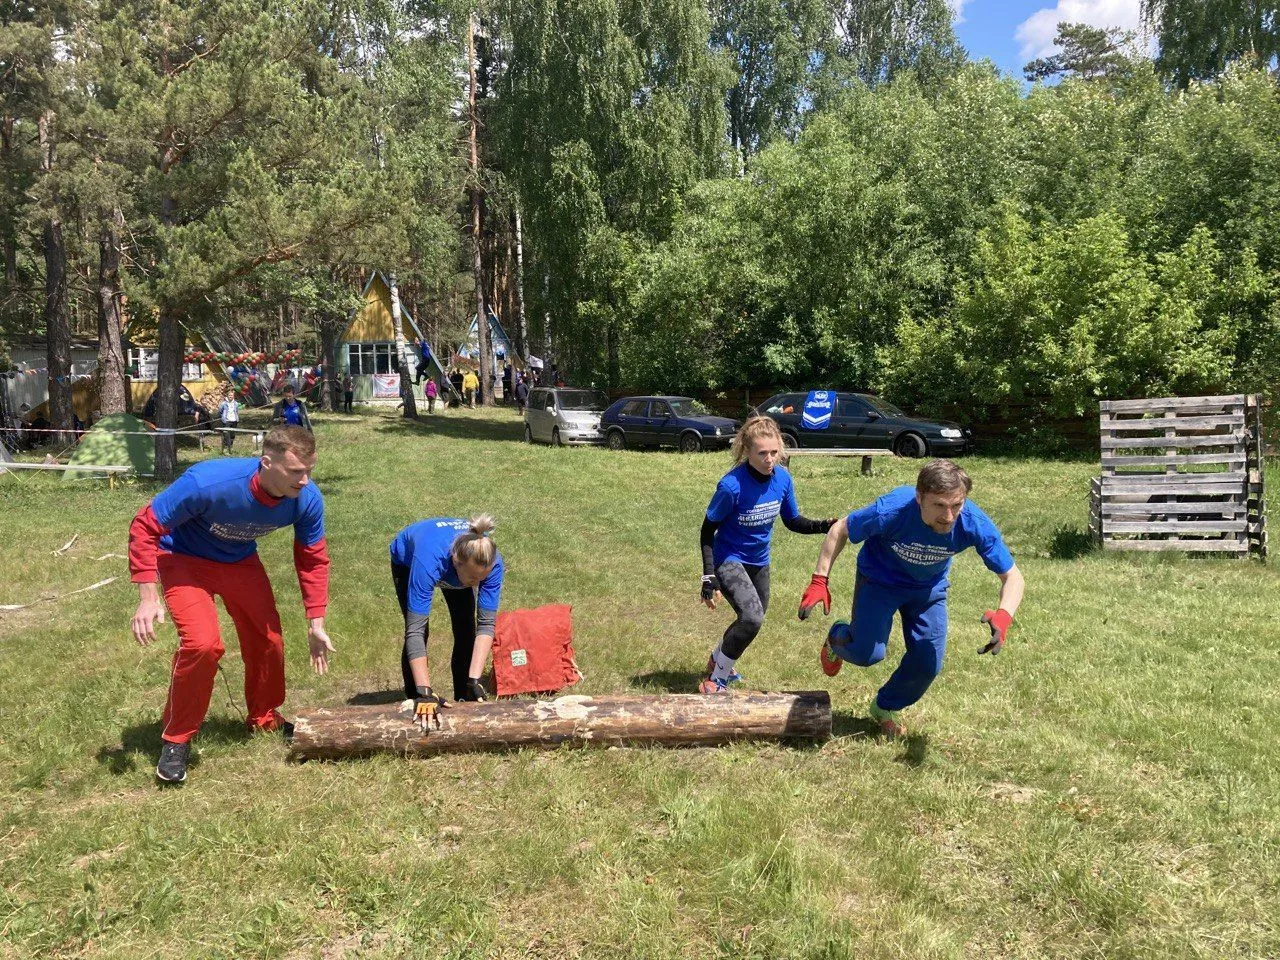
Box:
[289,691,831,759]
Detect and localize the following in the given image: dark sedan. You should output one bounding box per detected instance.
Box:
[756,391,970,457]
[601,396,738,453]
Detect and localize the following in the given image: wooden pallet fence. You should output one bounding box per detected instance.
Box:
[1094,394,1265,557]
[1247,394,1269,560]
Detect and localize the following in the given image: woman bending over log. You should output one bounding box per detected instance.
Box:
[698,416,836,693]
[391,516,504,724]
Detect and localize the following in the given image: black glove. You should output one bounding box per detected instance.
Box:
[414,686,446,730]
[700,574,720,604]
[460,678,489,702]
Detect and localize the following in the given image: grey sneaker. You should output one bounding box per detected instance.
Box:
[156,740,190,783]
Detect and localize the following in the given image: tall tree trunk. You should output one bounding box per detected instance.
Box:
[514,204,527,359]
[319,310,341,413]
[469,13,493,406]
[154,183,181,480]
[40,111,73,446]
[606,320,620,390]
[96,207,128,416]
[1,116,15,292]
[390,272,417,418]
[154,303,184,479]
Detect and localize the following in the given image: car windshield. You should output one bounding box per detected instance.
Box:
[558,390,608,412]
[669,398,712,417]
[865,396,905,417]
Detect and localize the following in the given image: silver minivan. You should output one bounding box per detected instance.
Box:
[523,387,608,446]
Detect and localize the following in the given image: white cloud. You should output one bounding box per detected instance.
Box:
[949,0,970,26]
[1015,0,1145,62]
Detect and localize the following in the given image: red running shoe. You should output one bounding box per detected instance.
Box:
[820,622,849,677]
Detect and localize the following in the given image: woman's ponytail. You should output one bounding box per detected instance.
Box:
[452,514,497,568]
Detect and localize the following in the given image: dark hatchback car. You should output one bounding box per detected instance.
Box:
[757,391,970,457]
[600,396,738,453]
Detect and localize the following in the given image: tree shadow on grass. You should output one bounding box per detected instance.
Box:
[95,717,252,777]
[373,411,525,445]
[347,688,408,706]
[628,669,703,693]
[1049,524,1097,559]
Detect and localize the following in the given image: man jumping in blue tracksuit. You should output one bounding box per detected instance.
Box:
[798,459,1025,737]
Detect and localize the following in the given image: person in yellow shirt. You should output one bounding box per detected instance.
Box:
[461,369,479,408]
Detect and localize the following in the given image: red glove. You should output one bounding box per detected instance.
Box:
[798,574,831,620]
[979,609,1013,655]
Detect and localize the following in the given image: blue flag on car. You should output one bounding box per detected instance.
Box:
[802,390,833,430]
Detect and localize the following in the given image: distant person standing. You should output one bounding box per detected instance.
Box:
[218,393,240,453]
[462,369,479,408]
[514,374,529,413]
[415,339,432,385]
[272,384,312,432]
[425,377,439,414]
[342,373,354,414]
[502,363,513,403]
[450,369,464,406]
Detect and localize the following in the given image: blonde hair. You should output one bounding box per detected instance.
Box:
[451,514,497,568]
[730,415,783,466]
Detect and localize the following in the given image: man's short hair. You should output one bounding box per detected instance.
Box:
[916,459,972,496]
[263,425,315,460]
[282,383,295,394]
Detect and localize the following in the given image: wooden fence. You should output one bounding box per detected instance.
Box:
[1088,394,1267,558]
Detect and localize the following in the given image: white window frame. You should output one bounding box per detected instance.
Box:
[347,342,402,376]
[128,348,203,381]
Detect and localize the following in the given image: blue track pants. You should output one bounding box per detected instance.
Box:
[826,573,949,712]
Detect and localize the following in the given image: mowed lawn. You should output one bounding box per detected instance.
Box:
[1,407,1278,960]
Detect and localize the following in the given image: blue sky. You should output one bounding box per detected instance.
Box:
[953,0,1146,79]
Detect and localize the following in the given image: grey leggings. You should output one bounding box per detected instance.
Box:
[717,561,771,660]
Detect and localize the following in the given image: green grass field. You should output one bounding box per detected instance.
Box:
[1,407,1278,959]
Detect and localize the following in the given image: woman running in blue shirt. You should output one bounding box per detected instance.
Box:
[699,416,835,693]
[390,515,504,722]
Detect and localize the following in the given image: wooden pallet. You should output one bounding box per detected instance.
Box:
[1092,394,1266,557]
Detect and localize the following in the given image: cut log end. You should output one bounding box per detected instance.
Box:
[289,691,832,760]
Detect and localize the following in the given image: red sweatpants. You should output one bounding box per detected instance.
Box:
[158,552,285,743]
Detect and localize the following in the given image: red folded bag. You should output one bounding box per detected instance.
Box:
[491,604,583,696]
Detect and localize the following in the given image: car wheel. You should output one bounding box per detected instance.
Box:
[606,429,626,451]
[552,427,563,447]
[894,432,928,458]
[524,424,533,444]
[781,432,799,450]
[679,432,703,454]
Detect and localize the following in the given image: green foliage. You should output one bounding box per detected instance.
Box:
[492,0,734,382]
[615,60,1280,427]
[1023,21,1140,82]
[1143,0,1280,87]
[879,212,1274,422]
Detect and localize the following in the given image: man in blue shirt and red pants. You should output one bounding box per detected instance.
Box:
[799,460,1025,737]
[128,425,334,783]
